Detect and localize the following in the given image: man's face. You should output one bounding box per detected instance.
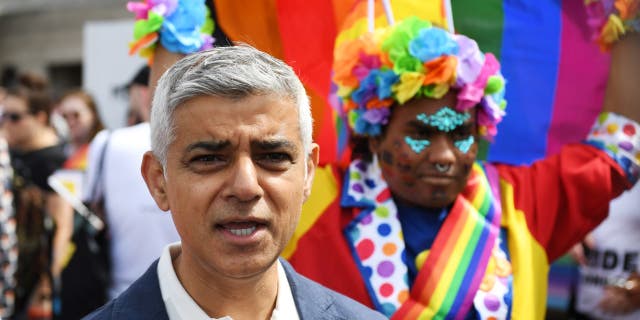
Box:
[58,96,95,143]
[370,91,478,209]
[1,95,38,148]
[143,94,318,280]
[128,84,150,121]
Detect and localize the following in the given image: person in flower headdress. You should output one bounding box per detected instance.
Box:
[282,14,640,319]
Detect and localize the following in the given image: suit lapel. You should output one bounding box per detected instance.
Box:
[112,260,170,320]
[281,259,342,320]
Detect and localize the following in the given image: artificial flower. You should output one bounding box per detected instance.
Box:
[392,72,425,104]
[423,56,457,86]
[409,27,459,62]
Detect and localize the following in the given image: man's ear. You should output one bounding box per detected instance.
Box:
[303,143,320,202]
[141,151,170,211]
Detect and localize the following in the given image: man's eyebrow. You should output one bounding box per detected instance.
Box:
[407,120,432,130]
[251,139,299,153]
[186,140,231,152]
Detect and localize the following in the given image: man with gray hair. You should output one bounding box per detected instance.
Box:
[84,45,385,319]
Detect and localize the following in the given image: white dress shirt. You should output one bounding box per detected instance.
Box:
[157,242,300,320]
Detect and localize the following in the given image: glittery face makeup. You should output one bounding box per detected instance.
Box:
[406,106,474,154]
[370,93,478,209]
[454,135,475,154]
[405,136,430,153]
[416,107,470,132]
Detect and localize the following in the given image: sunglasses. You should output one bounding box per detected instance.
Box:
[61,111,80,121]
[0,111,28,123]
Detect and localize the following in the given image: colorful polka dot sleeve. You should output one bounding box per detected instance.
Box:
[586,112,640,184]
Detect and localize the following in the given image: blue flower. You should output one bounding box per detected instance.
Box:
[351,70,378,107]
[160,0,209,54]
[409,27,459,62]
[353,109,384,136]
[376,69,399,99]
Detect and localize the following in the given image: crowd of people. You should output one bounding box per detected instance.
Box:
[0,0,639,319]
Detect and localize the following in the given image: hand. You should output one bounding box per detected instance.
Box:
[599,272,640,315]
[568,233,595,266]
[27,275,52,320]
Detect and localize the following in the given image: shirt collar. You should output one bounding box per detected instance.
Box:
[157,242,299,320]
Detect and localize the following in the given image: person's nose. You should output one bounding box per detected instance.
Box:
[224,155,263,202]
[426,135,456,170]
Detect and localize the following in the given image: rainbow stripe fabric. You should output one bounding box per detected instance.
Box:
[451,0,610,163]
[394,164,502,319]
[213,0,610,166]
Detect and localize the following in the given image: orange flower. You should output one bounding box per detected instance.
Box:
[423,56,457,86]
[615,0,639,20]
[366,98,394,109]
[342,100,358,112]
[333,39,364,87]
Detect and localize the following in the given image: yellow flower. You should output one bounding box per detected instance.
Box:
[393,72,425,104]
[601,14,625,45]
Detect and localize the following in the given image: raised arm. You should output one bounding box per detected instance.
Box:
[602,33,640,122]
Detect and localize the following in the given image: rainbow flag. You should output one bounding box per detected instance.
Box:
[213,0,609,166]
[452,0,610,164]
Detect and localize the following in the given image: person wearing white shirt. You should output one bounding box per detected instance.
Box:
[84,44,385,320]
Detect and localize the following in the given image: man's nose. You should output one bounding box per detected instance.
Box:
[426,135,456,168]
[224,155,263,202]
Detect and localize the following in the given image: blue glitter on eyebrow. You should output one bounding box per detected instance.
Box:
[416,107,470,132]
[405,136,430,153]
[454,136,475,154]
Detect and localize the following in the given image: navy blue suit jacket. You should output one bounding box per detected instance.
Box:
[84,259,386,320]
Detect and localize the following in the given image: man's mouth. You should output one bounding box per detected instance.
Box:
[227,225,257,237]
[217,221,266,238]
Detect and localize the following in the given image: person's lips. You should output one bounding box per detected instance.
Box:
[215,218,269,242]
[418,173,456,186]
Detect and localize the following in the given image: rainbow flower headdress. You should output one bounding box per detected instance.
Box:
[333,16,507,141]
[127,0,215,64]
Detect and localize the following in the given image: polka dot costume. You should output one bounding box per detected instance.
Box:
[344,157,409,316]
[587,112,640,183]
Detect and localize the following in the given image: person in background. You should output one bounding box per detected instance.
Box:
[57,89,105,169]
[569,183,640,319]
[123,66,150,127]
[1,72,72,319]
[52,89,108,319]
[82,65,179,300]
[283,15,640,319]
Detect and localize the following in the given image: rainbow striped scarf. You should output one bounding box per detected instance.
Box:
[343,160,501,318]
[393,163,502,319]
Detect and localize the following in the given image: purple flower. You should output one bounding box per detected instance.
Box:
[362,108,390,125]
[454,35,483,87]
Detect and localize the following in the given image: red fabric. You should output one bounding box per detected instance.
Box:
[495,144,628,261]
[287,166,374,308]
[289,144,629,310]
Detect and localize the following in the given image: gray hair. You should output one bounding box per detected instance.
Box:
[150,44,313,166]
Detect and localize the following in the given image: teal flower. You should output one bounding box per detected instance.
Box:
[160,0,209,54]
[409,27,459,62]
